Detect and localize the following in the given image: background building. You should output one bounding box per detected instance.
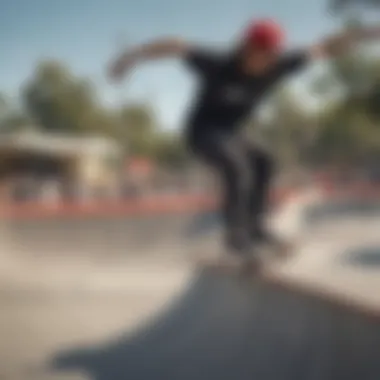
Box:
[0,131,122,201]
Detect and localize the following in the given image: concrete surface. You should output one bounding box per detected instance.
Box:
[1,193,380,380]
[52,270,380,380]
[3,214,196,257]
[0,257,191,380]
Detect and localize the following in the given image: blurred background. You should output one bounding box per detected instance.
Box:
[1,0,380,209]
[1,0,380,379]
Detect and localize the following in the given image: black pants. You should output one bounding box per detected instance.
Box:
[190,132,274,250]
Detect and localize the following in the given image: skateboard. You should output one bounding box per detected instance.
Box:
[194,241,296,277]
[196,254,260,276]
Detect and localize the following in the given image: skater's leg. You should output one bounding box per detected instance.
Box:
[192,134,253,254]
[247,147,292,256]
[219,151,252,253]
[247,146,275,242]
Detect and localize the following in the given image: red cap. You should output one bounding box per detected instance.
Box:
[243,19,285,51]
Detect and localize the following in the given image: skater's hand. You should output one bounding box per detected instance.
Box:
[107,53,136,83]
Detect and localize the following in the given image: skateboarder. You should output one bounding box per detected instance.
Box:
[108,19,380,261]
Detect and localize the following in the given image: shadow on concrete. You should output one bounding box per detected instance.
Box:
[342,247,380,268]
[50,269,380,380]
[304,200,380,226]
[185,212,220,238]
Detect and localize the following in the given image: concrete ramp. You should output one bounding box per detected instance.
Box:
[3,192,380,379]
[53,268,380,380]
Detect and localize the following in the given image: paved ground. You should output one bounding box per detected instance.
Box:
[2,264,378,380]
[0,256,192,380]
[51,270,380,380]
[1,195,380,380]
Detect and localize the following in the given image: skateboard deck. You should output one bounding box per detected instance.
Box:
[194,242,296,276]
[196,255,259,275]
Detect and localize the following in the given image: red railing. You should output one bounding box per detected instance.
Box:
[0,187,295,220]
[3,181,380,221]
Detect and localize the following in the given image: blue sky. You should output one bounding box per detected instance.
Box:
[1,0,337,128]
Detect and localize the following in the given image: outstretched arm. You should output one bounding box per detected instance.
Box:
[307,25,380,60]
[108,38,190,82]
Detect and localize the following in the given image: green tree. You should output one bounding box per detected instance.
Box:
[117,103,189,166]
[154,131,188,168]
[310,15,380,165]
[0,93,32,133]
[21,59,190,166]
[329,0,380,15]
[23,60,117,136]
[118,102,160,157]
[253,86,316,170]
